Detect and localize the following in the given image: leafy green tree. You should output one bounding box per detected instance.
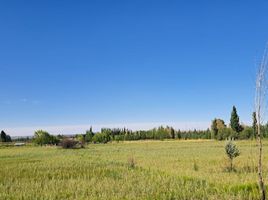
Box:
[211,119,218,139]
[6,135,12,142]
[1,130,7,142]
[176,130,182,139]
[92,131,111,143]
[225,140,240,171]
[33,130,59,146]
[85,127,94,142]
[217,128,236,140]
[240,127,254,140]
[211,119,226,139]
[170,127,175,139]
[76,134,86,148]
[0,131,12,142]
[230,106,243,133]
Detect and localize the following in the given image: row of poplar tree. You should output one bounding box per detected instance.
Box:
[1,106,265,144]
[77,106,262,143]
[89,106,265,143]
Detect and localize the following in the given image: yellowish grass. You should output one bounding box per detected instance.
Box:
[0,140,266,199]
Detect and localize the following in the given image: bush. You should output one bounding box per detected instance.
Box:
[225,140,240,171]
[127,156,136,169]
[92,132,111,143]
[217,128,236,140]
[33,130,59,146]
[60,138,78,149]
[85,130,94,142]
[193,160,199,171]
[239,127,253,140]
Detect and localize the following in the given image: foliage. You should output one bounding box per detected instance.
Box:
[33,130,59,146]
[211,119,226,139]
[0,140,262,199]
[60,138,78,149]
[127,156,136,169]
[92,132,111,143]
[91,126,211,143]
[0,131,12,142]
[225,140,240,170]
[240,127,254,140]
[85,127,94,142]
[76,134,86,148]
[230,106,243,133]
[211,119,218,139]
[217,128,236,140]
[193,160,199,171]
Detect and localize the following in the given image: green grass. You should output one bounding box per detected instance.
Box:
[0,140,266,199]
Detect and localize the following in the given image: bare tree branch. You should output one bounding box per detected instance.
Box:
[255,43,268,200]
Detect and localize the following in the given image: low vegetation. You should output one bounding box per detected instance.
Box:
[1,106,267,199]
[60,138,79,149]
[0,140,265,199]
[225,140,240,171]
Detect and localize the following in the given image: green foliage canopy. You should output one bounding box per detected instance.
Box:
[33,130,59,146]
[230,106,243,133]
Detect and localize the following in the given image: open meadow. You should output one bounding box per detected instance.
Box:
[0,140,267,200]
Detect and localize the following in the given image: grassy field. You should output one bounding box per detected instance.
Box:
[0,140,267,199]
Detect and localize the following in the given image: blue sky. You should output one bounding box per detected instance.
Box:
[1,1,268,136]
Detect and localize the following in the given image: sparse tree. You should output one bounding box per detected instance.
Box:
[225,140,240,171]
[255,44,268,200]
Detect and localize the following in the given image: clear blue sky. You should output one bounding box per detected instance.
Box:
[1,1,268,135]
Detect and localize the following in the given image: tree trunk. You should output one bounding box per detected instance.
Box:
[257,111,266,200]
[255,43,268,200]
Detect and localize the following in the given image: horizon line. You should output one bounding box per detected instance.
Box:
[3,121,213,137]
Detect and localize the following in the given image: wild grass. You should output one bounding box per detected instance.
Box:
[0,140,266,199]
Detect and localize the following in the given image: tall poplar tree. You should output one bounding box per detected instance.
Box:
[0,130,7,142]
[230,106,242,132]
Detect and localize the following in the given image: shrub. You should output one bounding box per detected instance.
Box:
[92,132,111,143]
[217,128,236,140]
[60,138,78,149]
[193,160,199,171]
[239,127,253,140]
[76,134,86,148]
[127,156,136,169]
[225,140,240,171]
[33,130,59,146]
[85,130,94,142]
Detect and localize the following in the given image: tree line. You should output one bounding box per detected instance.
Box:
[75,106,266,143]
[1,105,264,145]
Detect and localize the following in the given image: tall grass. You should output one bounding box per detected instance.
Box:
[0,140,266,199]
